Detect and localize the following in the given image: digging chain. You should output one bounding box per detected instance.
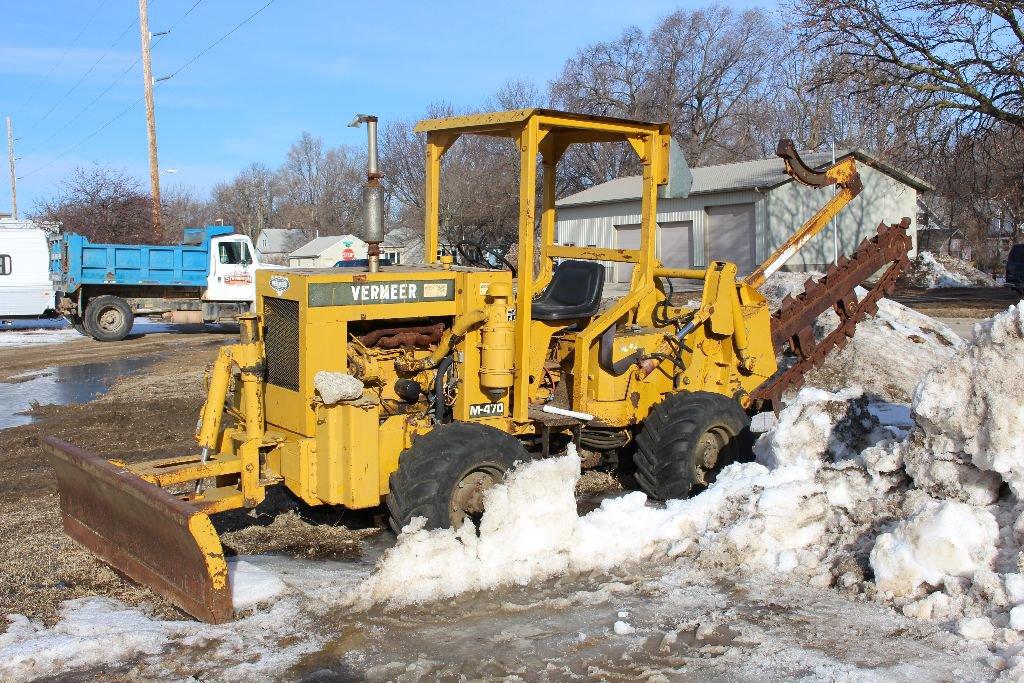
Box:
[750,218,913,411]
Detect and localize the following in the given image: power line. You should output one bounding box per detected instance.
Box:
[22,16,138,137]
[18,96,145,180]
[19,0,274,181]
[161,0,276,82]
[22,0,109,108]
[158,0,205,38]
[21,0,205,158]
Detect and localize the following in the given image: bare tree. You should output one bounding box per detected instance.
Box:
[210,163,278,238]
[792,0,1024,138]
[547,5,782,193]
[649,6,779,162]
[162,185,216,240]
[32,164,154,243]
[275,132,366,237]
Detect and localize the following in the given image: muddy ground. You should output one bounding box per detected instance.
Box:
[0,332,229,621]
[0,328,618,625]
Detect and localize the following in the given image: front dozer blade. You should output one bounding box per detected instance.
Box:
[43,437,233,624]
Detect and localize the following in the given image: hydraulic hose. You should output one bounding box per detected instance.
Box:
[598,324,643,377]
[433,356,454,424]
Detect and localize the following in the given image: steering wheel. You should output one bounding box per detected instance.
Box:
[454,240,517,277]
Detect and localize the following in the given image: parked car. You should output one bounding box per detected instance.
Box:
[1008,244,1024,293]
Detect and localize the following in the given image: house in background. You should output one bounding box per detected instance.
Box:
[255,228,306,265]
[381,228,423,265]
[289,234,367,267]
[555,149,932,284]
[916,198,974,261]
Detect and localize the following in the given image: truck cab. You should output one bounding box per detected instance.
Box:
[206,234,260,302]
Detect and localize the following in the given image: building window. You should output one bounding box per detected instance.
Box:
[0,254,10,275]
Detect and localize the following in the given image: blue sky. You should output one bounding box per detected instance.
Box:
[4,0,768,213]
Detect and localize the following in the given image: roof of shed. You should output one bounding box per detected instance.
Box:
[257,228,306,253]
[557,148,933,208]
[289,233,363,258]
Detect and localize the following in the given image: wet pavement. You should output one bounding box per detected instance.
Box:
[0,356,159,429]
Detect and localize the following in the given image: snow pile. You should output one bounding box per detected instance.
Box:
[0,326,79,348]
[909,306,1024,497]
[351,302,1024,663]
[0,556,366,682]
[761,271,964,402]
[900,251,996,289]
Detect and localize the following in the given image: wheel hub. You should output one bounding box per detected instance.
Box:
[97,307,124,332]
[695,428,728,485]
[450,465,503,528]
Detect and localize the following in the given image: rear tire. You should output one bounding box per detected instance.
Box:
[634,391,752,501]
[386,422,532,533]
[84,295,133,342]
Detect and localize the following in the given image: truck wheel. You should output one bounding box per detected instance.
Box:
[634,391,752,501]
[386,422,532,533]
[84,296,133,342]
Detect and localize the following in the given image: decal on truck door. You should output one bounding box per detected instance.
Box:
[224,272,253,286]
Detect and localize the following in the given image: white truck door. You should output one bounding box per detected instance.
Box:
[0,227,56,317]
[205,236,258,302]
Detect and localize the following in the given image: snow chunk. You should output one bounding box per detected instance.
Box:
[313,371,364,404]
[754,387,890,471]
[958,616,995,641]
[613,620,635,635]
[1010,606,1024,631]
[870,500,998,597]
[910,302,1024,497]
[230,559,287,610]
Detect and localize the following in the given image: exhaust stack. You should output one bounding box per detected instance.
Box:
[349,114,385,273]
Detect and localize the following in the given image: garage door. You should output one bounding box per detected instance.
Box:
[706,203,755,274]
[614,224,640,283]
[659,221,692,270]
[615,222,694,284]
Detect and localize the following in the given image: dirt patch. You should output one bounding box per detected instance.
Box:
[221,511,381,560]
[0,338,222,622]
[891,286,1020,319]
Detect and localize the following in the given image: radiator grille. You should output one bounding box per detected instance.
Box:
[263,296,300,391]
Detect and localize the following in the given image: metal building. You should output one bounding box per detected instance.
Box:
[555,149,931,283]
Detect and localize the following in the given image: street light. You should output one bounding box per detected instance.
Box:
[161,168,178,175]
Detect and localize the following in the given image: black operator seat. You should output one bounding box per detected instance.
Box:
[531,260,605,321]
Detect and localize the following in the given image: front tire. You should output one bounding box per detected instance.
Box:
[84,295,133,342]
[634,391,752,501]
[386,422,532,533]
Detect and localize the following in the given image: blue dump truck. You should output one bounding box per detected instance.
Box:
[50,225,269,341]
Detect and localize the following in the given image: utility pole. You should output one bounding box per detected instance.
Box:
[6,117,16,220]
[138,0,162,240]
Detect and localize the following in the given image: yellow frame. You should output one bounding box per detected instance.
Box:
[414,109,673,421]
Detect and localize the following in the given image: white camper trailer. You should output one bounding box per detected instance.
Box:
[0,220,57,318]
